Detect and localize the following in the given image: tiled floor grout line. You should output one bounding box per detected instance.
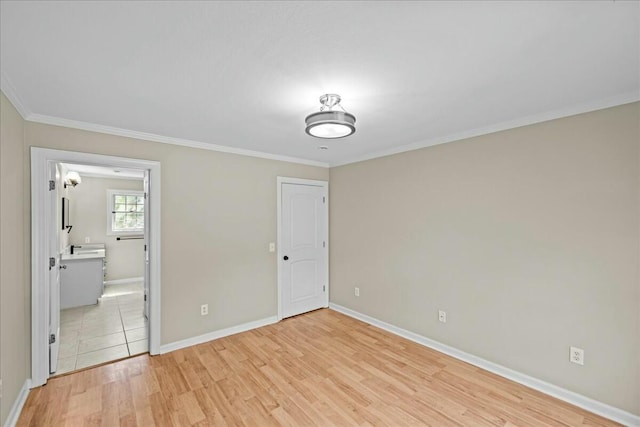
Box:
[73,295,127,364]
[56,283,147,376]
[117,295,131,357]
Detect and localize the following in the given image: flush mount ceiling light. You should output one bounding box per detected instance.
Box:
[305,94,356,139]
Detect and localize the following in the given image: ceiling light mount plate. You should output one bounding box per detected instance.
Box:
[319,94,341,110]
[305,94,356,139]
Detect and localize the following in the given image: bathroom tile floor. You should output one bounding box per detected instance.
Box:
[54,282,148,376]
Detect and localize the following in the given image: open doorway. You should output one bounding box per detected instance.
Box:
[52,163,148,376]
[31,148,161,387]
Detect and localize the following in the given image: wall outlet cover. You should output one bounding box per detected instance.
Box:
[570,346,584,365]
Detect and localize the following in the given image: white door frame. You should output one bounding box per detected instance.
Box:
[276,177,329,321]
[31,147,162,387]
[48,163,60,374]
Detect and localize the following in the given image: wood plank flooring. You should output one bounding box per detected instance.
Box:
[17,309,621,426]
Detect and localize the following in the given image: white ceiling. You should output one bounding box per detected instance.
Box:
[1,1,638,167]
[61,163,144,180]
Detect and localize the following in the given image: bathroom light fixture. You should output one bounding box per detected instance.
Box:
[64,171,82,188]
[305,94,356,139]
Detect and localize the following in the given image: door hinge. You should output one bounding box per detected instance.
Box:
[49,334,56,344]
[323,196,325,203]
[323,241,326,248]
[49,257,55,270]
[323,285,326,292]
[49,180,55,191]
[144,192,147,200]
[144,294,147,301]
[144,244,147,251]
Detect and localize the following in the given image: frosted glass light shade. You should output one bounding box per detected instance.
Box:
[305,111,356,139]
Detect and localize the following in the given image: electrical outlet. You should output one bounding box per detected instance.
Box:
[84,237,91,243]
[200,304,209,316]
[269,242,276,252]
[438,310,447,323]
[570,346,584,365]
[354,287,360,297]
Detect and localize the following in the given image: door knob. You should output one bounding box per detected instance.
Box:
[283,256,289,261]
[59,265,67,269]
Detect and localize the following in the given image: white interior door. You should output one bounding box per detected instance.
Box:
[49,163,60,374]
[143,170,150,320]
[279,180,328,319]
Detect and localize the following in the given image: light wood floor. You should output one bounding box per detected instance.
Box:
[18,309,620,426]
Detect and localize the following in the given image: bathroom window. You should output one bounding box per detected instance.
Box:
[107,190,144,235]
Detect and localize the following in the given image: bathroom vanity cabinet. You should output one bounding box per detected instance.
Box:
[60,249,105,309]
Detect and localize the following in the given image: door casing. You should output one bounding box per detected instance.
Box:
[48,162,60,374]
[31,147,162,387]
[143,170,150,319]
[276,177,329,320]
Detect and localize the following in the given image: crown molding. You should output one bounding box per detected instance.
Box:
[26,114,330,168]
[331,91,640,167]
[6,83,637,169]
[1,74,32,119]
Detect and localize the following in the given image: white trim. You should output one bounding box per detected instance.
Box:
[159,316,278,354]
[30,152,49,388]
[30,148,162,388]
[3,379,31,427]
[26,114,330,168]
[147,162,162,357]
[75,172,144,180]
[7,87,636,170]
[276,177,330,321]
[0,75,31,119]
[331,92,640,167]
[277,180,283,321]
[103,277,144,285]
[329,303,640,427]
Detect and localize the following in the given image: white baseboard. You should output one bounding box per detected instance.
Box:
[3,379,31,427]
[103,277,144,285]
[329,303,640,427]
[159,316,279,354]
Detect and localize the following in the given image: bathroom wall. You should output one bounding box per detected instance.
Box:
[68,175,144,281]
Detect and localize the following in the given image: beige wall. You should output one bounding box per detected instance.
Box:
[24,120,329,346]
[329,102,640,415]
[68,176,144,281]
[0,93,30,424]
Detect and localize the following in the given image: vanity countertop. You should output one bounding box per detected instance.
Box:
[61,249,106,261]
